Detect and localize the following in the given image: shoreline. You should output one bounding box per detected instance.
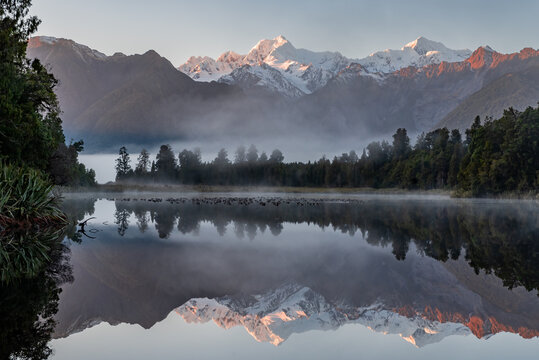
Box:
[57,184,538,200]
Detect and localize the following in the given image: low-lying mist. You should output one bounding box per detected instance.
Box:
[79,132,401,184]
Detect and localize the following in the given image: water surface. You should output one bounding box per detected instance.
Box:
[8,193,539,359]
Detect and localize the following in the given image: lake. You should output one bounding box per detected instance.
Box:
[3,193,538,359]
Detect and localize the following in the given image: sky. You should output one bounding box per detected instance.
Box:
[32,0,539,66]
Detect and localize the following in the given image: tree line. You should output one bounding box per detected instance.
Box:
[0,0,96,187]
[116,105,538,196]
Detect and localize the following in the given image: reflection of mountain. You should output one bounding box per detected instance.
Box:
[177,283,471,347]
[53,198,539,345]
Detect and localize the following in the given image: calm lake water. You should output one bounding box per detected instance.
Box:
[4,193,539,359]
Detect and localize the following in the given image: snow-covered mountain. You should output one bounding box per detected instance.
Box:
[179,35,350,97]
[357,36,471,74]
[178,36,471,97]
[177,282,470,347]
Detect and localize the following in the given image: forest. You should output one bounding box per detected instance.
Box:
[0,1,95,188]
[116,105,539,196]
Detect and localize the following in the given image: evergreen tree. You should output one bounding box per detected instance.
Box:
[213,148,230,167]
[246,144,258,163]
[269,149,284,163]
[115,146,131,181]
[135,149,150,174]
[155,144,176,181]
[258,152,268,163]
[392,128,411,160]
[234,146,246,164]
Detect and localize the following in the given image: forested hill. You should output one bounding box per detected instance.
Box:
[115,105,539,197]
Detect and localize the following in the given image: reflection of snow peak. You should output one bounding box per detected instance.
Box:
[176,283,470,347]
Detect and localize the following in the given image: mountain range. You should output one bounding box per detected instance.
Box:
[26,36,539,150]
[179,35,472,97]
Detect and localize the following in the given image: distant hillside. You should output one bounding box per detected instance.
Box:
[436,67,539,131]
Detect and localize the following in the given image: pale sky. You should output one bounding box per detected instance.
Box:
[32,0,539,66]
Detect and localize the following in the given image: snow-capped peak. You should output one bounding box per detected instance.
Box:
[403,36,449,55]
[244,35,293,64]
[357,36,472,74]
[178,35,473,96]
[179,35,350,95]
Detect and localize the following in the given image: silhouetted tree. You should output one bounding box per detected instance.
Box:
[135,149,150,174]
[269,149,284,163]
[234,146,246,164]
[115,146,132,181]
[392,128,411,160]
[247,144,258,163]
[213,148,230,167]
[155,144,176,181]
[259,152,268,163]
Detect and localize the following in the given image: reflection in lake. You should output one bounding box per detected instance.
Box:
[0,229,73,359]
[4,195,538,359]
[110,196,539,294]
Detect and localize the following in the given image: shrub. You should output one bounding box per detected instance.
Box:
[0,163,66,224]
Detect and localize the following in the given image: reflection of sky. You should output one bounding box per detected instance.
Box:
[51,311,539,360]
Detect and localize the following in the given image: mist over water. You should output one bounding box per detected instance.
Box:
[79,132,399,183]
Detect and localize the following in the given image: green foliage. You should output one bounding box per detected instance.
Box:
[458,107,539,195]
[0,1,95,187]
[0,162,65,222]
[0,0,65,171]
[48,140,96,186]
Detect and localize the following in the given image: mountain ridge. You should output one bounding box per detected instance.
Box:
[178,35,473,96]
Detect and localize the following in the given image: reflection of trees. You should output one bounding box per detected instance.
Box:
[114,199,538,294]
[61,197,96,242]
[134,209,149,233]
[114,208,130,236]
[0,229,73,359]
